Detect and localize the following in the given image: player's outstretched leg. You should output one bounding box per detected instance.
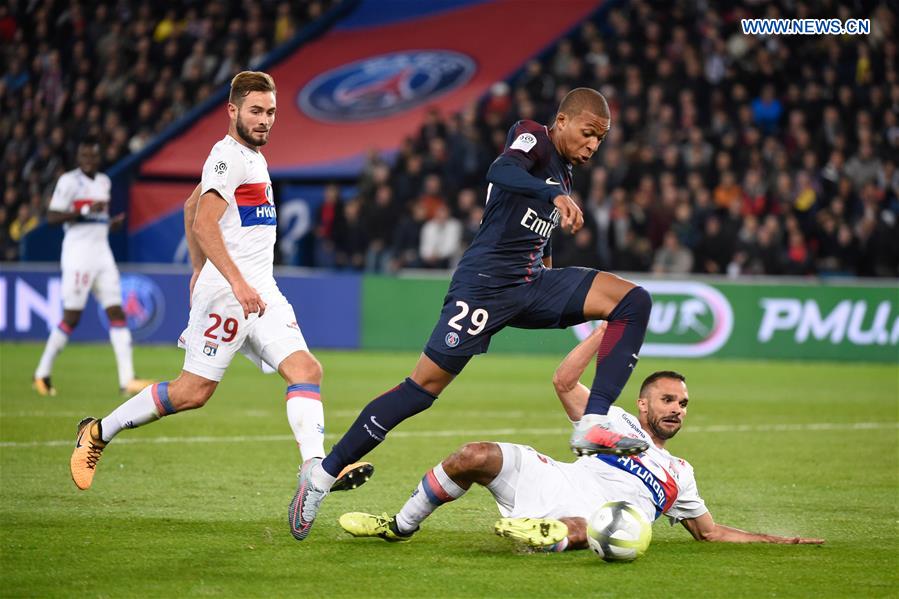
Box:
[69,375,216,489]
[290,374,439,540]
[572,281,652,456]
[338,443,499,544]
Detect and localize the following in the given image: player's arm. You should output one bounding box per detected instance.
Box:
[192,190,266,318]
[487,155,582,234]
[46,174,111,225]
[552,322,607,422]
[184,184,205,268]
[681,512,824,544]
[183,184,205,301]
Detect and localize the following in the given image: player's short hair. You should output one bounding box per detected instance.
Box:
[78,136,100,149]
[229,71,276,107]
[557,87,609,119]
[639,371,686,397]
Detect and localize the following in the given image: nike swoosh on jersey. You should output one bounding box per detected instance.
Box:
[370,416,388,432]
[545,177,561,185]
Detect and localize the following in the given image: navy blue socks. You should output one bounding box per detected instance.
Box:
[321,377,437,477]
[586,286,652,415]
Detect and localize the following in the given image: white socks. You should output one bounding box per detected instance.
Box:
[35,325,69,379]
[100,382,170,442]
[285,384,326,463]
[575,412,611,430]
[395,463,466,533]
[35,322,137,389]
[109,325,135,388]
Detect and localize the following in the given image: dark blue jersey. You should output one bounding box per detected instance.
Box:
[454,120,573,288]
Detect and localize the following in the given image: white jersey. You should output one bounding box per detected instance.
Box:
[576,407,707,524]
[48,168,113,259]
[197,135,279,298]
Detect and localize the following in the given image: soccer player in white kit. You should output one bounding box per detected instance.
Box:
[69,72,373,519]
[34,139,152,397]
[339,323,824,548]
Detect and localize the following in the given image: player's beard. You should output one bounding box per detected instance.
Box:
[647,412,682,440]
[235,115,269,147]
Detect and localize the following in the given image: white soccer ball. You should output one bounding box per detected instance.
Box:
[586,501,652,562]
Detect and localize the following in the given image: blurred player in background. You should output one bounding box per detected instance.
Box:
[340,323,824,550]
[33,139,153,397]
[292,88,654,540]
[69,72,372,507]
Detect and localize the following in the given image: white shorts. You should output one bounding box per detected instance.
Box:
[488,443,655,522]
[60,254,122,310]
[179,288,308,382]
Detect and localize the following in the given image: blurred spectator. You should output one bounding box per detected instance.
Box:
[334,198,367,271]
[419,205,462,269]
[557,228,601,268]
[9,203,39,244]
[693,216,732,274]
[652,231,693,274]
[390,203,428,272]
[363,185,399,272]
[313,184,344,268]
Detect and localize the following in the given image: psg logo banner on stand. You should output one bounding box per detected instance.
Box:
[139,0,601,179]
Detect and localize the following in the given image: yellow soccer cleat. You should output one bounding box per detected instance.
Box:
[121,378,154,397]
[494,517,569,548]
[70,418,107,490]
[33,376,57,397]
[339,512,416,543]
[331,462,374,492]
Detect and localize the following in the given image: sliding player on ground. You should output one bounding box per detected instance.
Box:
[340,324,824,549]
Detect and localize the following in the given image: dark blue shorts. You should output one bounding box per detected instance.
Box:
[424,267,597,374]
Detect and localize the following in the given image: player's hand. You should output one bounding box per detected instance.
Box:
[774,536,825,545]
[189,270,200,307]
[231,279,266,319]
[552,195,583,234]
[109,214,125,231]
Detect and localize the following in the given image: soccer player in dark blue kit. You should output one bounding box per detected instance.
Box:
[289,88,653,541]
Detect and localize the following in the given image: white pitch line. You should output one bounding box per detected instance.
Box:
[0,421,896,449]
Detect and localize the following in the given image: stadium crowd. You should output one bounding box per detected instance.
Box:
[318,0,897,278]
[2,0,897,278]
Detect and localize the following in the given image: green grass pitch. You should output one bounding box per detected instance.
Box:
[1,342,897,597]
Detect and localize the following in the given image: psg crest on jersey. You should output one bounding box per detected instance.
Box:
[298,50,476,122]
[102,274,165,341]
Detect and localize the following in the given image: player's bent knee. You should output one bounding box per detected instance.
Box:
[279,351,323,385]
[105,305,126,320]
[631,285,652,311]
[169,374,217,411]
[62,311,82,329]
[451,442,495,472]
